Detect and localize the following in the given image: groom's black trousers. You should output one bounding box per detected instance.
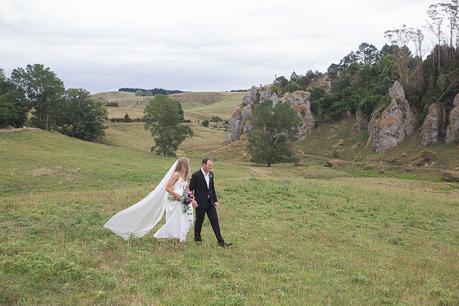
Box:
[194,200,224,243]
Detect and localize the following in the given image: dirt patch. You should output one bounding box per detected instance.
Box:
[32,166,80,177]
[0,127,40,133]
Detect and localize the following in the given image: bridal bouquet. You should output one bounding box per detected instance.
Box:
[181,191,194,213]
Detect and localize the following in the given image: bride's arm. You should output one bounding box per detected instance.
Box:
[166,172,181,201]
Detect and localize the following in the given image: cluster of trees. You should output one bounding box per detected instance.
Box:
[0,64,107,140]
[109,113,144,123]
[118,88,185,96]
[201,116,224,127]
[229,89,249,92]
[271,70,324,97]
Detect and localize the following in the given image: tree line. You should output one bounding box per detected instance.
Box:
[118,88,185,96]
[271,0,459,123]
[0,64,107,140]
[247,0,459,166]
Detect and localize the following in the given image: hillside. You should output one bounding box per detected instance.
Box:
[98,91,244,157]
[93,91,244,120]
[95,90,458,182]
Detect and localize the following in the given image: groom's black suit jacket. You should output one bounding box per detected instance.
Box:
[189,170,218,207]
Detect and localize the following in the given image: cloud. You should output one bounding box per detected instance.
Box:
[0,0,435,92]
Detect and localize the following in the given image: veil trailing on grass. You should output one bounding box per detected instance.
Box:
[103,159,179,240]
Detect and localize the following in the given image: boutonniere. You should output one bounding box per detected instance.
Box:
[209,173,213,179]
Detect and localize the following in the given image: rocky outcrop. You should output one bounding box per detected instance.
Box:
[355,110,369,132]
[225,86,314,144]
[366,81,415,152]
[226,85,279,143]
[445,93,459,144]
[309,75,332,94]
[420,102,446,146]
[284,91,315,139]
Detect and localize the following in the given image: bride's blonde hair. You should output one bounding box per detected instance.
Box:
[175,157,190,180]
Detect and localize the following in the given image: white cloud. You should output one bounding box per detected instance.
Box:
[0,0,435,92]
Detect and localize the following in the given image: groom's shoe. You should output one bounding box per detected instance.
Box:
[217,241,232,248]
[194,237,202,243]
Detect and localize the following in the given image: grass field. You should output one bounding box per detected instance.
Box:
[93,91,244,120]
[100,91,244,158]
[1,129,458,305]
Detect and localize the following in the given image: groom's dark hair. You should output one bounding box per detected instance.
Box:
[202,157,212,165]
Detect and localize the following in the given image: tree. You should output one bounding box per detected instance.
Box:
[143,95,192,156]
[355,43,380,65]
[247,100,300,166]
[202,119,209,127]
[0,69,28,128]
[10,64,65,130]
[57,88,108,140]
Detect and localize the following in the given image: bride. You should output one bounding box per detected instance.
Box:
[103,157,197,242]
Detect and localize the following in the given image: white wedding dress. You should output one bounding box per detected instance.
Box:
[154,177,193,242]
[103,160,193,242]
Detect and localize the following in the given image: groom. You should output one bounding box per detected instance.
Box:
[189,158,232,248]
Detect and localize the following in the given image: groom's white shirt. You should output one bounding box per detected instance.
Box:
[201,168,210,189]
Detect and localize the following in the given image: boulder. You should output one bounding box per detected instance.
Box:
[442,170,459,182]
[324,159,345,168]
[445,93,459,144]
[420,102,446,146]
[414,149,438,166]
[366,81,415,152]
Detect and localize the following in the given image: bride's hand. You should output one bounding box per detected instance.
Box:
[174,194,181,201]
[192,200,198,208]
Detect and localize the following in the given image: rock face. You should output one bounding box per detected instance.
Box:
[225,86,314,144]
[355,110,369,132]
[420,102,446,146]
[366,81,415,152]
[284,91,315,139]
[225,85,280,144]
[445,93,459,144]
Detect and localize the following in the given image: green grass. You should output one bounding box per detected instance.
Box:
[99,91,244,158]
[93,91,244,120]
[1,130,458,305]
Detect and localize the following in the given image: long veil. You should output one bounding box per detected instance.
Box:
[103,159,179,240]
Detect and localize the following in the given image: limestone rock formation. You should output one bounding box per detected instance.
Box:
[420,102,446,146]
[284,91,315,139]
[445,93,459,144]
[366,81,415,152]
[225,86,314,143]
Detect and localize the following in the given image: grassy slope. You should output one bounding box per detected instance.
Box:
[1,129,459,305]
[295,118,459,171]
[100,91,244,158]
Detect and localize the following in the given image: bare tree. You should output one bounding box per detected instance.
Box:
[438,0,458,48]
[384,25,413,85]
[427,3,445,47]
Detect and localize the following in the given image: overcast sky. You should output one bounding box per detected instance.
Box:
[0,0,435,93]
